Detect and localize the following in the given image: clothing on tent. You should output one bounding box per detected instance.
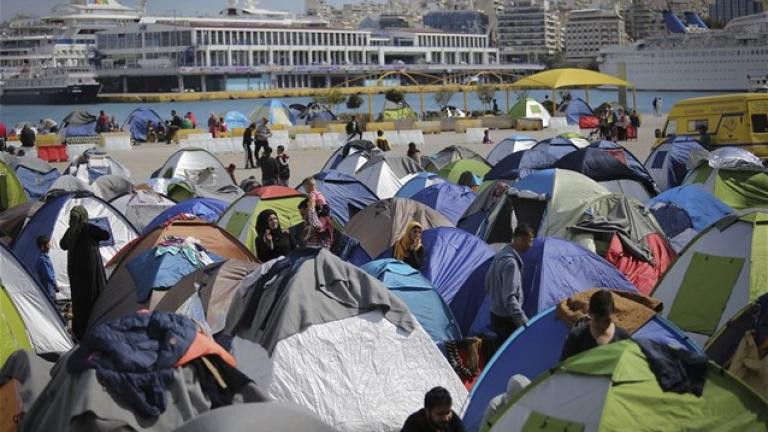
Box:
[560,320,631,361]
[728,331,768,398]
[636,338,708,396]
[556,288,662,333]
[186,354,252,409]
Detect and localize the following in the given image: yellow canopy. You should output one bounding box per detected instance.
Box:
[512,68,634,89]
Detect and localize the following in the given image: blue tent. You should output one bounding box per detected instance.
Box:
[127,247,223,303]
[483,147,560,181]
[395,172,446,198]
[362,259,462,343]
[486,135,537,165]
[468,237,637,335]
[142,197,227,234]
[457,181,513,235]
[462,305,702,432]
[297,170,378,226]
[561,97,593,125]
[223,111,250,129]
[122,108,164,142]
[13,158,60,200]
[59,111,98,139]
[644,136,707,191]
[646,184,732,251]
[531,137,584,158]
[410,182,476,224]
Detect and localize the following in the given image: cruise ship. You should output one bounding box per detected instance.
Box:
[599,12,768,91]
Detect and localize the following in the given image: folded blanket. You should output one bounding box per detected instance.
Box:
[556,288,662,333]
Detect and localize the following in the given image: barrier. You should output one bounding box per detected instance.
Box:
[269,130,290,149]
[516,117,544,131]
[465,128,486,144]
[414,121,441,134]
[455,119,483,133]
[322,132,345,149]
[37,145,68,163]
[383,130,401,147]
[36,134,62,147]
[100,132,132,150]
[365,121,396,132]
[481,116,514,129]
[547,117,580,135]
[294,133,324,150]
[399,130,425,146]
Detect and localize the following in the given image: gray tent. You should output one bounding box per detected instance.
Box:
[90,174,134,202]
[423,145,488,172]
[0,350,54,425]
[108,190,176,233]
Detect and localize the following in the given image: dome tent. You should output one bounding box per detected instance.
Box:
[109,190,177,233]
[423,145,487,173]
[121,107,164,142]
[248,99,296,126]
[485,135,537,165]
[395,172,446,199]
[0,160,28,211]
[142,197,227,234]
[297,170,378,226]
[410,182,476,224]
[644,136,706,191]
[682,148,768,210]
[508,98,551,128]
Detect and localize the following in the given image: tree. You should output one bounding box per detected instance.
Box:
[433,88,454,109]
[385,89,404,104]
[314,89,346,114]
[475,84,496,112]
[346,93,364,110]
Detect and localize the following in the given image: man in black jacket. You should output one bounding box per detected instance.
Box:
[166,110,183,144]
[345,115,363,141]
[242,122,256,169]
[258,146,279,186]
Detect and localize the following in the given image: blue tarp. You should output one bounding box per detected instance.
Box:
[395,172,446,198]
[122,108,164,142]
[410,182,476,224]
[15,164,60,199]
[644,136,706,191]
[362,258,462,343]
[647,184,732,235]
[127,247,222,303]
[142,198,227,234]
[462,306,703,432]
[223,111,250,130]
[562,98,593,125]
[301,170,378,226]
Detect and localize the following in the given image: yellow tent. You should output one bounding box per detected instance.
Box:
[511,68,636,108]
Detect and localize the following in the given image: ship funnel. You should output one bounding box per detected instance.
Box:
[684,12,708,30]
[662,11,688,34]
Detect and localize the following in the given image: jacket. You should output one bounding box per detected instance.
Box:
[485,245,526,323]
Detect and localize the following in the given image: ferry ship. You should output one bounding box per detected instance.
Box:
[599,12,768,91]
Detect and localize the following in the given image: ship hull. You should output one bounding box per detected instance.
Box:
[0,83,100,105]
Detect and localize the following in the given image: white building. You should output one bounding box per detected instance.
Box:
[566,7,628,62]
[497,0,564,62]
[623,1,666,41]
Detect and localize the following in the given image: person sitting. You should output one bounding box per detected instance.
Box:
[560,289,630,361]
[401,386,466,432]
[258,146,279,186]
[108,116,119,132]
[20,124,35,148]
[407,142,421,163]
[166,110,183,144]
[376,130,391,152]
[254,209,295,262]
[482,129,493,144]
[394,221,426,270]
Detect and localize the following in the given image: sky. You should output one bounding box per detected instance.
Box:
[0,0,358,21]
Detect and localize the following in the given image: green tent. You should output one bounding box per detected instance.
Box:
[381,100,417,120]
[652,209,768,348]
[0,285,33,366]
[508,98,551,127]
[0,160,28,212]
[484,340,768,432]
[437,159,491,184]
[683,164,768,210]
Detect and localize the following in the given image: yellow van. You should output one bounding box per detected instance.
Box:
[655,93,768,158]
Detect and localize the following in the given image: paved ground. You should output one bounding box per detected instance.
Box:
[53,115,667,187]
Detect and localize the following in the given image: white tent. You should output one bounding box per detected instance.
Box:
[109,190,176,233]
[153,147,235,188]
[65,148,131,184]
[486,135,538,165]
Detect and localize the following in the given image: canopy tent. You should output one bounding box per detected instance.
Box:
[222,110,250,129]
[248,99,296,126]
[395,172,446,199]
[12,191,139,299]
[646,184,733,252]
[297,170,378,226]
[508,98,551,128]
[652,209,768,347]
[0,243,73,359]
[438,159,492,184]
[410,182,476,224]
[423,145,488,173]
[109,190,177,234]
[362,258,462,344]
[225,249,467,432]
[558,97,595,126]
[65,147,131,184]
[511,68,637,110]
[682,154,768,210]
[217,186,305,254]
[345,197,454,259]
[463,302,702,432]
[644,136,707,192]
[90,220,257,329]
[485,135,537,166]
[4,156,60,200]
[121,107,164,142]
[0,160,28,212]
[142,197,227,234]
[483,340,768,432]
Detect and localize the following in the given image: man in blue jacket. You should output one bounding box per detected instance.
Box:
[35,235,58,302]
[485,224,534,344]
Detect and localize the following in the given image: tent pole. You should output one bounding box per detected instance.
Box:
[368,92,373,122]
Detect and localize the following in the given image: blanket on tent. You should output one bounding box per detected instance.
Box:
[556,288,662,333]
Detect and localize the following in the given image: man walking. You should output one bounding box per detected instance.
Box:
[243,122,256,169]
[254,117,272,165]
[485,224,534,344]
[346,115,363,141]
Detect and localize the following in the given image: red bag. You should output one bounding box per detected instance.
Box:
[579,115,599,129]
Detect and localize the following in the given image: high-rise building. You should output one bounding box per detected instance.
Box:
[424,11,490,33]
[497,0,564,62]
[709,0,765,24]
[565,7,628,62]
[624,1,666,40]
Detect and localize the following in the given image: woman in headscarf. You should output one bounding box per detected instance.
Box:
[59,205,110,340]
[254,209,295,262]
[394,221,426,270]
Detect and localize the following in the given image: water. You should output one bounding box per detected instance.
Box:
[0,88,726,127]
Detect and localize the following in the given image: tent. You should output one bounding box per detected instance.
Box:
[482,340,768,432]
[438,159,492,184]
[646,184,733,252]
[352,155,422,199]
[463,303,702,432]
[48,175,90,194]
[297,170,378,226]
[483,147,561,182]
[0,201,42,244]
[121,107,164,142]
[396,172,446,198]
[558,97,595,126]
[682,150,768,210]
[90,220,257,329]
[0,160,28,211]
[410,182,476,224]
[7,156,60,200]
[225,249,467,432]
[508,98,551,128]
[644,136,707,191]
[109,190,177,233]
[531,137,589,157]
[248,99,296,127]
[174,402,338,432]
[90,174,133,201]
[0,243,73,360]
[381,99,417,120]
[457,180,514,235]
[553,146,658,202]
[345,197,454,259]
[165,180,243,204]
[12,191,139,299]
[223,110,250,129]
[152,147,234,188]
[423,145,488,172]
[142,197,227,234]
[59,110,97,140]
[485,135,537,165]
[217,186,306,253]
[362,258,462,344]
[65,147,132,184]
[652,209,768,347]
[321,140,377,172]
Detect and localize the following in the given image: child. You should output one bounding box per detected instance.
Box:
[482,129,493,144]
[276,145,290,186]
[303,176,330,216]
[35,235,58,302]
[218,117,228,136]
